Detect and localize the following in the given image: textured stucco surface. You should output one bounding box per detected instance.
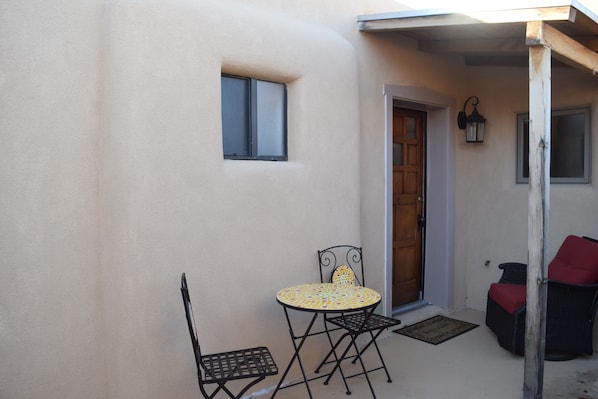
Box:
[2,1,598,398]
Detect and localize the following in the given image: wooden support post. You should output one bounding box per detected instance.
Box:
[524,21,551,399]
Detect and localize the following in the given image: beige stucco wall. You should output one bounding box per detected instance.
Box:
[99,1,366,397]
[3,0,598,398]
[1,0,397,398]
[0,1,107,398]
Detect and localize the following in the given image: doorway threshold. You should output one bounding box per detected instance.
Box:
[392,300,429,316]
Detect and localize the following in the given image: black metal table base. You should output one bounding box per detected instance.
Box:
[270,305,380,399]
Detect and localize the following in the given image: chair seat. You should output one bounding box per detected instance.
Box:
[182,273,279,399]
[202,346,278,384]
[327,312,401,333]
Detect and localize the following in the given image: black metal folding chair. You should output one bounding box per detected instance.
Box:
[315,246,401,390]
[181,273,278,399]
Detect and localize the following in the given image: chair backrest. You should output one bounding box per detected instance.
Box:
[318,245,365,286]
[583,235,598,244]
[180,273,204,378]
[548,235,598,284]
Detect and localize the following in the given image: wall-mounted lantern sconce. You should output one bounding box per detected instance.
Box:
[458,96,486,143]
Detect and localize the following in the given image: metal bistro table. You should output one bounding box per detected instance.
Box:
[270,282,381,399]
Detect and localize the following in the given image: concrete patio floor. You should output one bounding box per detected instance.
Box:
[264,307,598,399]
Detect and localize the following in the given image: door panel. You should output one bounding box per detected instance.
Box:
[392,108,425,308]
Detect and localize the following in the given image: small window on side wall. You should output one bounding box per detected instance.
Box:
[221,74,287,161]
[516,107,591,184]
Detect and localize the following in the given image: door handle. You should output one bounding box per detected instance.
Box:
[417,214,425,231]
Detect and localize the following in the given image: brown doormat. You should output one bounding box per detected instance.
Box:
[394,315,478,345]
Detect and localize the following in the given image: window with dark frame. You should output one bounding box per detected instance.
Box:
[516,107,591,184]
[221,74,287,161]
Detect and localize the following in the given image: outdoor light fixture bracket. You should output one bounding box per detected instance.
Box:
[458,96,486,143]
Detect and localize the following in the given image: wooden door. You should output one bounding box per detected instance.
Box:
[392,108,425,308]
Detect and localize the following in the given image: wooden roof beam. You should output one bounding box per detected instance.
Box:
[419,38,528,54]
[359,6,575,32]
[420,36,598,55]
[526,20,598,74]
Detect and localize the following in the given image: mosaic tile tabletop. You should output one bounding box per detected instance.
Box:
[276,283,380,311]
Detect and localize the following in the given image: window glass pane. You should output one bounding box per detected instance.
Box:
[221,76,250,157]
[256,80,286,158]
[522,120,530,178]
[406,117,416,139]
[517,107,590,183]
[393,143,403,165]
[551,113,585,177]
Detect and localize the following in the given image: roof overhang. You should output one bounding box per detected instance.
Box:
[357,1,598,70]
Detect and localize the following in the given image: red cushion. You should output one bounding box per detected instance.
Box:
[489,283,526,315]
[548,235,598,284]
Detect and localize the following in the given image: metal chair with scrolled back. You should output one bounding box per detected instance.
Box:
[314,245,401,386]
[180,273,278,399]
